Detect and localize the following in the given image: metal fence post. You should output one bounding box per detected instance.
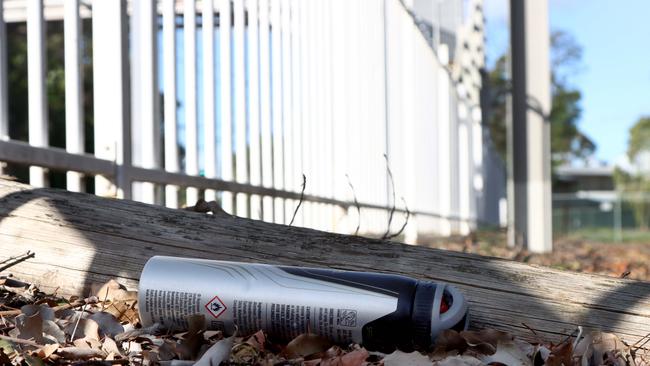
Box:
[0,0,8,150]
[184,0,199,205]
[203,0,217,203]
[219,0,234,213]
[27,0,47,187]
[93,0,132,199]
[163,0,179,208]
[64,0,84,192]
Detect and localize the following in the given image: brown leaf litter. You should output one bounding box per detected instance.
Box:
[0,276,647,366]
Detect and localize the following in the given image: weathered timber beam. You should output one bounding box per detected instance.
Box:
[0,179,648,346]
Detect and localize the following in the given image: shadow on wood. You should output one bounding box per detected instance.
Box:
[0,179,648,346]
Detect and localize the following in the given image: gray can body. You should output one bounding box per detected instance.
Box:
[138,256,468,351]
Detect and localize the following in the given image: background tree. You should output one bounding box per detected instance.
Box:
[5,20,94,190]
[486,30,595,168]
[614,116,650,229]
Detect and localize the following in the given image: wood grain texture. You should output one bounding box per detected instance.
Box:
[0,179,648,346]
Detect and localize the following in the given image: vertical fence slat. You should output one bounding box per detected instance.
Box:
[203,0,217,202]
[219,0,234,213]
[137,0,160,204]
[300,0,312,228]
[64,0,84,192]
[163,0,179,208]
[281,0,293,223]
[270,0,284,223]
[348,0,362,232]
[184,0,199,205]
[313,0,325,231]
[234,0,248,217]
[323,0,334,231]
[27,0,47,187]
[290,0,302,226]
[0,0,8,149]
[385,0,401,234]
[458,108,470,235]
[93,0,131,199]
[259,0,274,222]
[330,0,346,232]
[248,0,263,220]
[437,45,452,235]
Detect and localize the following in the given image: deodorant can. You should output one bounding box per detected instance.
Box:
[138,256,469,351]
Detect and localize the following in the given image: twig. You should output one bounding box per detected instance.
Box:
[70,301,88,341]
[0,251,35,272]
[558,325,582,347]
[521,322,538,336]
[70,360,130,366]
[289,174,307,226]
[0,298,89,318]
[632,332,650,351]
[345,174,361,236]
[572,326,584,350]
[385,197,410,240]
[0,334,44,347]
[0,251,33,266]
[54,298,91,312]
[382,154,397,240]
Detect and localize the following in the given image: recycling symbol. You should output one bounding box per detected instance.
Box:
[205,295,227,319]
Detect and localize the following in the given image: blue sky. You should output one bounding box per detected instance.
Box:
[483,0,650,165]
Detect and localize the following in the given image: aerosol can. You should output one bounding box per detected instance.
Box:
[138,256,469,351]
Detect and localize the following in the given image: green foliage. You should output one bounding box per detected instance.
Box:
[627,117,650,161]
[486,30,595,166]
[486,55,508,158]
[613,167,650,229]
[5,20,94,188]
[614,117,650,229]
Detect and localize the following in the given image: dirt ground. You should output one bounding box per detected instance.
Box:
[420,230,650,282]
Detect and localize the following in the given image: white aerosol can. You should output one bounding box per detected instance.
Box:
[138,256,469,351]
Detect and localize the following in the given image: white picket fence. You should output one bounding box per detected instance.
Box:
[0,0,488,241]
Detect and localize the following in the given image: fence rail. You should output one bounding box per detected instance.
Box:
[0,0,495,241]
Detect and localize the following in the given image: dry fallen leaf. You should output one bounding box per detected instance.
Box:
[436,329,469,353]
[94,280,137,303]
[115,322,164,342]
[41,319,66,344]
[101,337,122,356]
[545,341,572,366]
[383,350,433,366]
[94,279,139,324]
[194,334,235,366]
[574,331,629,366]
[460,329,513,355]
[284,333,332,359]
[90,311,125,338]
[435,355,485,366]
[321,347,369,366]
[57,346,107,360]
[176,314,207,359]
[36,343,59,359]
[480,340,532,366]
[64,318,100,341]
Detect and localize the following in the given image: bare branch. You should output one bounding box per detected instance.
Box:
[289,174,307,226]
[386,197,410,240]
[345,174,361,236]
[382,154,397,239]
[0,251,35,273]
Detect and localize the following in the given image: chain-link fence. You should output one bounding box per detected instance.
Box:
[553,192,650,243]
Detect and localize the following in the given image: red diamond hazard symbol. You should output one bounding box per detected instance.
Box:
[205,295,227,319]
